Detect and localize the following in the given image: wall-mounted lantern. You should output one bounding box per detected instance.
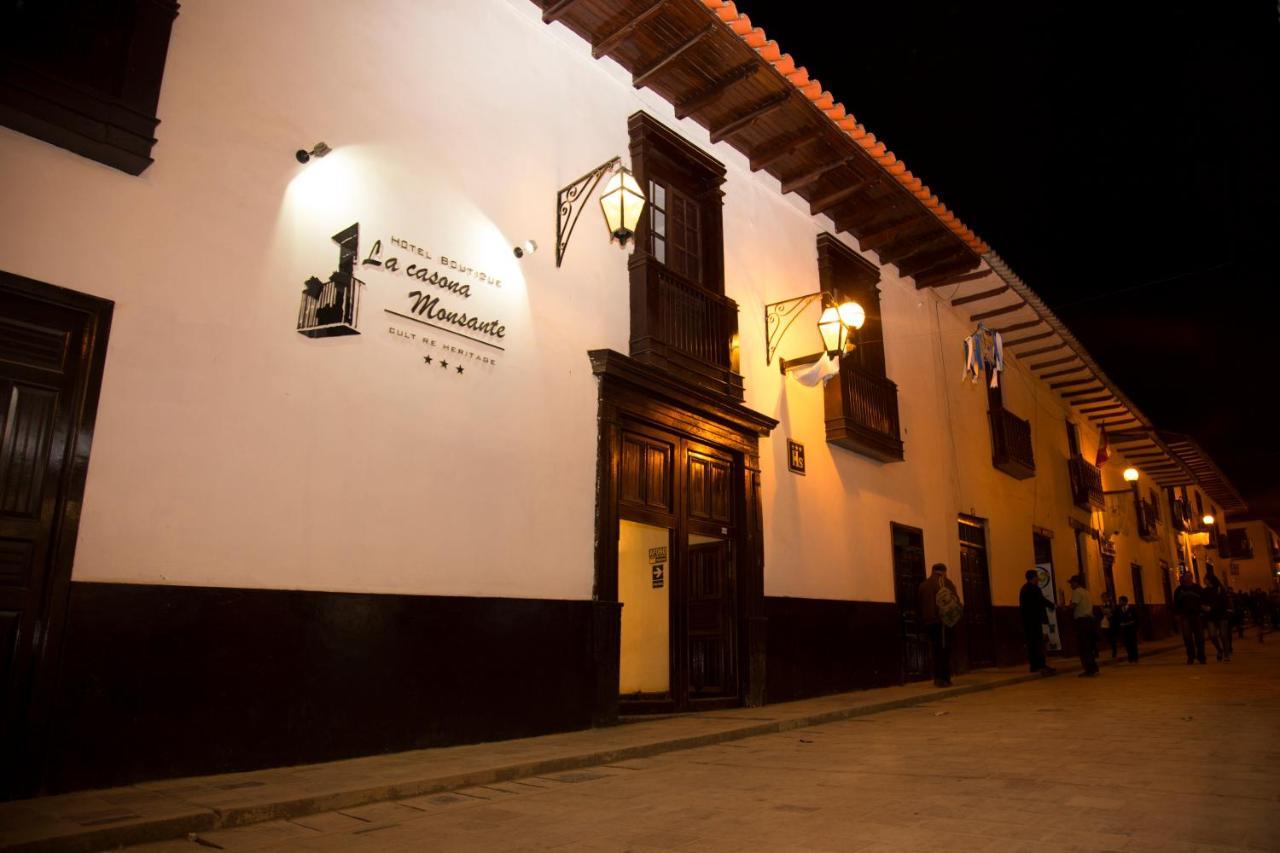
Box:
[1202,514,1215,527]
[765,291,865,375]
[556,156,645,267]
[1122,467,1140,482]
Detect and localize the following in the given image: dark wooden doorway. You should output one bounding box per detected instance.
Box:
[1130,563,1151,640]
[614,422,741,713]
[958,517,995,670]
[890,523,929,681]
[1,271,112,798]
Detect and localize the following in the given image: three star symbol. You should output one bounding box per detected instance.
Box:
[424,355,464,375]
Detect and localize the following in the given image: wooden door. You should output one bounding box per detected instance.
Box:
[686,540,733,697]
[958,519,995,669]
[1130,563,1151,639]
[0,275,111,796]
[891,524,929,681]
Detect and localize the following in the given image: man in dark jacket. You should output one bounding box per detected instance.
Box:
[1173,573,1206,664]
[1019,569,1056,675]
[918,563,959,688]
[1203,567,1231,661]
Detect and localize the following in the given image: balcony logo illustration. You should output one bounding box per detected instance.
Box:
[297,223,364,338]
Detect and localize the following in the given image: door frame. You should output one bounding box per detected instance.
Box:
[1,270,113,798]
[889,522,929,682]
[590,351,775,721]
[957,515,996,670]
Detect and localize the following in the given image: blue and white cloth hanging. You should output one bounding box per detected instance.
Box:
[962,324,1004,388]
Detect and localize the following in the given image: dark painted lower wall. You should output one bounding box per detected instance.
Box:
[40,582,605,795]
[764,597,902,703]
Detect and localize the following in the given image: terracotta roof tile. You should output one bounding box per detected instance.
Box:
[699,0,989,253]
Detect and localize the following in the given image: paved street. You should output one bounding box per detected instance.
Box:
[133,641,1280,853]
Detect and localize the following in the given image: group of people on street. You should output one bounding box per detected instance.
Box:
[917,560,1277,687]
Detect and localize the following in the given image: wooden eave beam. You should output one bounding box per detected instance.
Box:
[920,269,993,289]
[1071,396,1115,406]
[780,156,856,195]
[748,130,816,172]
[808,176,876,216]
[542,0,583,24]
[994,319,1043,335]
[1097,419,1140,428]
[1050,377,1096,389]
[709,90,790,143]
[1039,365,1089,379]
[593,0,666,57]
[1023,343,1070,358]
[951,284,1009,306]
[634,22,716,89]
[908,255,980,285]
[674,63,759,120]
[1029,355,1079,370]
[1062,386,1106,398]
[1081,404,1125,414]
[856,216,926,251]
[1002,331,1055,347]
[900,247,968,278]
[883,231,955,265]
[970,302,1024,322]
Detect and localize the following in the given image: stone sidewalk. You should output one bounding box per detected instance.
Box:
[0,639,1185,852]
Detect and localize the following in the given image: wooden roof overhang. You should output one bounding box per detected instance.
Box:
[536,0,1250,509]
[1159,432,1249,515]
[538,0,984,282]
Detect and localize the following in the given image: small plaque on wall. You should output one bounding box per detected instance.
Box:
[787,439,806,475]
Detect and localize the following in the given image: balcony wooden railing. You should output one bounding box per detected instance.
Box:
[824,360,903,462]
[1137,497,1160,541]
[629,260,742,399]
[1168,497,1192,532]
[1068,456,1104,510]
[989,407,1035,480]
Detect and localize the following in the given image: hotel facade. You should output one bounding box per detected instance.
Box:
[0,0,1274,798]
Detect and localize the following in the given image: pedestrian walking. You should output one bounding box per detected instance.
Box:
[1229,587,1244,640]
[1068,576,1099,677]
[918,563,962,688]
[1173,573,1207,664]
[1115,595,1139,663]
[1019,569,1056,675]
[1203,567,1231,661]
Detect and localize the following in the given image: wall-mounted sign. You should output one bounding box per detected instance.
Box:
[298,222,512,379]
[649,546,666,589]
[787,439,806,475]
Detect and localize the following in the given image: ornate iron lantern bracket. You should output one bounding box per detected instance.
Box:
[556,156,621,268]
[764,290,824,367]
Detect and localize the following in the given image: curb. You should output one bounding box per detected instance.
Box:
[3,640,1183,853]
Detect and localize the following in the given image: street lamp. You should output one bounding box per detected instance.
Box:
[1202,514,1215,526]
[1123,467,1140,482]
[767,292,866,374]
[555,156,646,267]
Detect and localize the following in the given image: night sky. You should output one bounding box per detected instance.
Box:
[738,0,1280,525]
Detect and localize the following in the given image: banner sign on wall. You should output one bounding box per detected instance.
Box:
[1035,562,1062,651]
[297,222,511,378]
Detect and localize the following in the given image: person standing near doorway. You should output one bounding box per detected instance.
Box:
[1203,567,1231,661]
[1173,573,1207,664]
[1068,576,1099,677]
[1019,569,1056,675]
[918,563,961,688]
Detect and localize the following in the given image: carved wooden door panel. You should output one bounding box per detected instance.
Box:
[686,540,733,697]
[958,520,995,670]
[891,524,929,681]
[0,287,92,787]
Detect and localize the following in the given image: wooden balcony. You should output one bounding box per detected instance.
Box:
[629,258,743,400]
[989,407,1035,480]
[1068,455,1104,510]
[1137,497,1160,541]
[824,360,904,462]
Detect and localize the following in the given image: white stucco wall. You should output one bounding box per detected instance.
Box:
[0,0,1196,609]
